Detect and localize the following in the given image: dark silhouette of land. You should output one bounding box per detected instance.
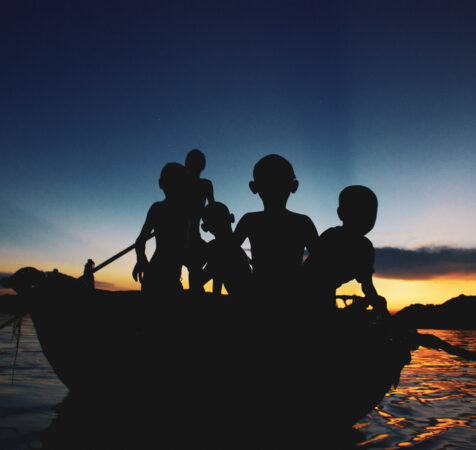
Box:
[394,294,476,330]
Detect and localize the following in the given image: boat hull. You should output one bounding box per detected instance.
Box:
[25,277,411,445]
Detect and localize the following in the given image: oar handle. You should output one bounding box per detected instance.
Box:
[417,332,476,361]
[80,232,156,277]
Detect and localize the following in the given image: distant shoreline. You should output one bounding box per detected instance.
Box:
[393,295,476,330]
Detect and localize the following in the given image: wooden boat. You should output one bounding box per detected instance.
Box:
[2,266,418,446]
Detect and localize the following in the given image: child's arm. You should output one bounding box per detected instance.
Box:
[233,214,250,247]
[132,205,155,282]
[196,242,221,294]
[360,275,389,316]
[303,216,319,257]
[205,179,214,205]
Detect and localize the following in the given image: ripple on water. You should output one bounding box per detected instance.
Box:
[354,329,476,448]
[1,319,476,449]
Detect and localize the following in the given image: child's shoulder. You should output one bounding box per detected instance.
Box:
[148,200,165,212]
[320,226,343,240]
[286,210,313,221]
[237,211,263,223]
[149,200,183,217]
[321,226,374,250]
[198,177,213,188]
[285,210,316,229]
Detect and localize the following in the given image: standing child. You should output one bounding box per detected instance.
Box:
[132,162,189,296]
[304,185,388,316]
[199,202,252,296]
[234,154,319,297]
[83,259,95,290]
[184,149,214,293]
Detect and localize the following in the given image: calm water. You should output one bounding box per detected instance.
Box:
[1,314,475,449]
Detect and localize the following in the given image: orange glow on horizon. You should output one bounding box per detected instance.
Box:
[337,277,476,313]
[1,254,475,311]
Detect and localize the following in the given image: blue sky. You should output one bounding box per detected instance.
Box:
[1,1,476,305]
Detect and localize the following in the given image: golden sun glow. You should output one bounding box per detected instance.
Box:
[336,276,476,313]
[2,252,475,312]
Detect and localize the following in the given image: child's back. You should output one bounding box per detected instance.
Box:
[310,225,375,292]
[304,185,387,315]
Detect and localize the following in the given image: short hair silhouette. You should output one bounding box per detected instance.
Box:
[249,154,299,202]
[252,154,296,182]
[159,162,187,193]
[201,202,234,233]
[338,185,377,236]
[185,149,206,174]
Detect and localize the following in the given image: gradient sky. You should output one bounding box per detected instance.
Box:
[1,1,476,311]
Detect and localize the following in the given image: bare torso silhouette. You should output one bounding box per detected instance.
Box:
[135,200,189,294]
[235,209,318,293]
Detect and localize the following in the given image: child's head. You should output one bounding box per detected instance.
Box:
[201,202,235,237]
[249,154,298,206]
[185,149,206,176]
[337,185,378,235]
[159,162,187,198]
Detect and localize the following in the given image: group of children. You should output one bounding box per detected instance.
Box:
[132,150,389,315]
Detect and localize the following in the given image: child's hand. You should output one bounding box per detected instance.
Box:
[371,295,390,317]
[132,261,148,283]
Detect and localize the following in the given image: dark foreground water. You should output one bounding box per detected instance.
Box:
[1,314,475,449]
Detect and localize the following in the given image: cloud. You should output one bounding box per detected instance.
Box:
[374,247,476,280]
[95,280,119,290]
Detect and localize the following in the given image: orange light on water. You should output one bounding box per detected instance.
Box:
[411,417,473,443]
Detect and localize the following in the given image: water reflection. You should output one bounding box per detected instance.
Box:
[356,329,476,448]
[1,318,476,449]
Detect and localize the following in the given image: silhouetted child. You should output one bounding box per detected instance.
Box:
[132,162,189,296]
[234,154,319,296]
[184,149,214,293]
[200,202,252,296]
[304,185,388,316]
[83,259,95,290]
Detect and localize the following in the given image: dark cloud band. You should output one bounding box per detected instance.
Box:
[375,247,476,280]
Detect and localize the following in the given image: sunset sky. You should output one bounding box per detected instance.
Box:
[1,1,476,312]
